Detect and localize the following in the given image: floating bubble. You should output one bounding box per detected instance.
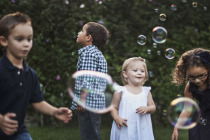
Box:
[154,8,159,13]
[167,97,200,129]
[170,4,177,11]
[157,50,161,56]
[137,35,147,45]
[80,4,85,8]
[152,26,167,44]
[192,2,198,8]
[64,0,70,5]
[68,70,118,114]
[182,0,187,3]
[165,48,176,60]
[11,0,16,3]
[203,6,208,11]
[159,13,167,21]
[149,71,154,78]
[147,49,151,55]
[153,43,157,48]
[97,19,104,25]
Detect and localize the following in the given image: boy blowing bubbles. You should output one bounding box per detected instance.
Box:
[0,12,72,139]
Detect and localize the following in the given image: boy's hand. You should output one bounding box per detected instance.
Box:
[0,113,18,135]
[53,107,73,123]
[136,106,148,114]
[77,106,85,112]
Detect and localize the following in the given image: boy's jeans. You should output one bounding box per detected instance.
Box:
[78,111,101,140]
[15,132,32,140]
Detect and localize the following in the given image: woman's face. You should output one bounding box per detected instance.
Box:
[186,66,208,87]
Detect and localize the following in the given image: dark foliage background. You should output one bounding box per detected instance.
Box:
[0,0,210,126]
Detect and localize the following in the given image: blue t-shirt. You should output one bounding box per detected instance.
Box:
[0,55,44,139]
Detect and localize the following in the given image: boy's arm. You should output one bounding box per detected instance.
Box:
[32,101,72,123]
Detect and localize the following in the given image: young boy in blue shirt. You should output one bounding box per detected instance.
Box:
[71,22,109,140]
[0,12,72,140]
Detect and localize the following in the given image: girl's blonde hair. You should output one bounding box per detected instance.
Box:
[121,57,149,85]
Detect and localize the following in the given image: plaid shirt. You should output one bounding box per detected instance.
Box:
[71,45,108,110]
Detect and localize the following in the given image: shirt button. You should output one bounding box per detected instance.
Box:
[17,71,20,75]
[20,82,23,86]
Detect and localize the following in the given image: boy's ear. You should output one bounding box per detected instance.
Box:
[86,34,93,42]
[0,36,8,47]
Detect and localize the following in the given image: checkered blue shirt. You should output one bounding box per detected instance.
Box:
[71,45,108,110]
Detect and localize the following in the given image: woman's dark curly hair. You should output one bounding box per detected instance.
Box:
[172,48,210,85]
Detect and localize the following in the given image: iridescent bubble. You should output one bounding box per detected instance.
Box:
[68,70,118,114]
[154,8,159,13]
[170,4,177,11]
[182,0,187,3]
[157,50,161,56]
[203,6,208,11]
[149,71,154,78]
[163,109,167,116]
[152,26,167,44]
[147,49,151,55]
[55,75,61,81]
[137,35,147,45]
[159,13,167,21]
[11,0,16,3]
[95,0,103,4]
[80,4,85,8]
[64,0,70,5]
[192,2,198,8]
[165,48,176,60]
[153,43,157,48]
[97,19,104,25]
[167,97,200,129]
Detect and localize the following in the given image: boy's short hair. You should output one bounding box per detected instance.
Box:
[0,12,31,38]
[86,22,109,48]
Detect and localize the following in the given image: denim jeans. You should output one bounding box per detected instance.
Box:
[14,132,32,140]
[78,111,101,140]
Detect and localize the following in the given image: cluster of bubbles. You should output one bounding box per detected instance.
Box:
[137,26,174,59]
[137,1,208,60]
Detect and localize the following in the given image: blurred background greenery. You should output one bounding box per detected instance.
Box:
[0,0,209,139]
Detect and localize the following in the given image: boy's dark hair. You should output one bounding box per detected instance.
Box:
[0,12,31,38]
[172,48,210,85]
[86,22,109,48]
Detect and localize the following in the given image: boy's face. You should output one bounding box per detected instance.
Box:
[1,22,33,60]
[76,24,92,46]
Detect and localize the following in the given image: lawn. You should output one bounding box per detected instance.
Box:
[29,120,188,140]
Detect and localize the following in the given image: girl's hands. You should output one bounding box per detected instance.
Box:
[171,128,179,140]
[0,113,18,135]
[114,117,127,129]
[136,106,149,114]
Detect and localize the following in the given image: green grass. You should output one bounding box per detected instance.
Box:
[29,123,188,140]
